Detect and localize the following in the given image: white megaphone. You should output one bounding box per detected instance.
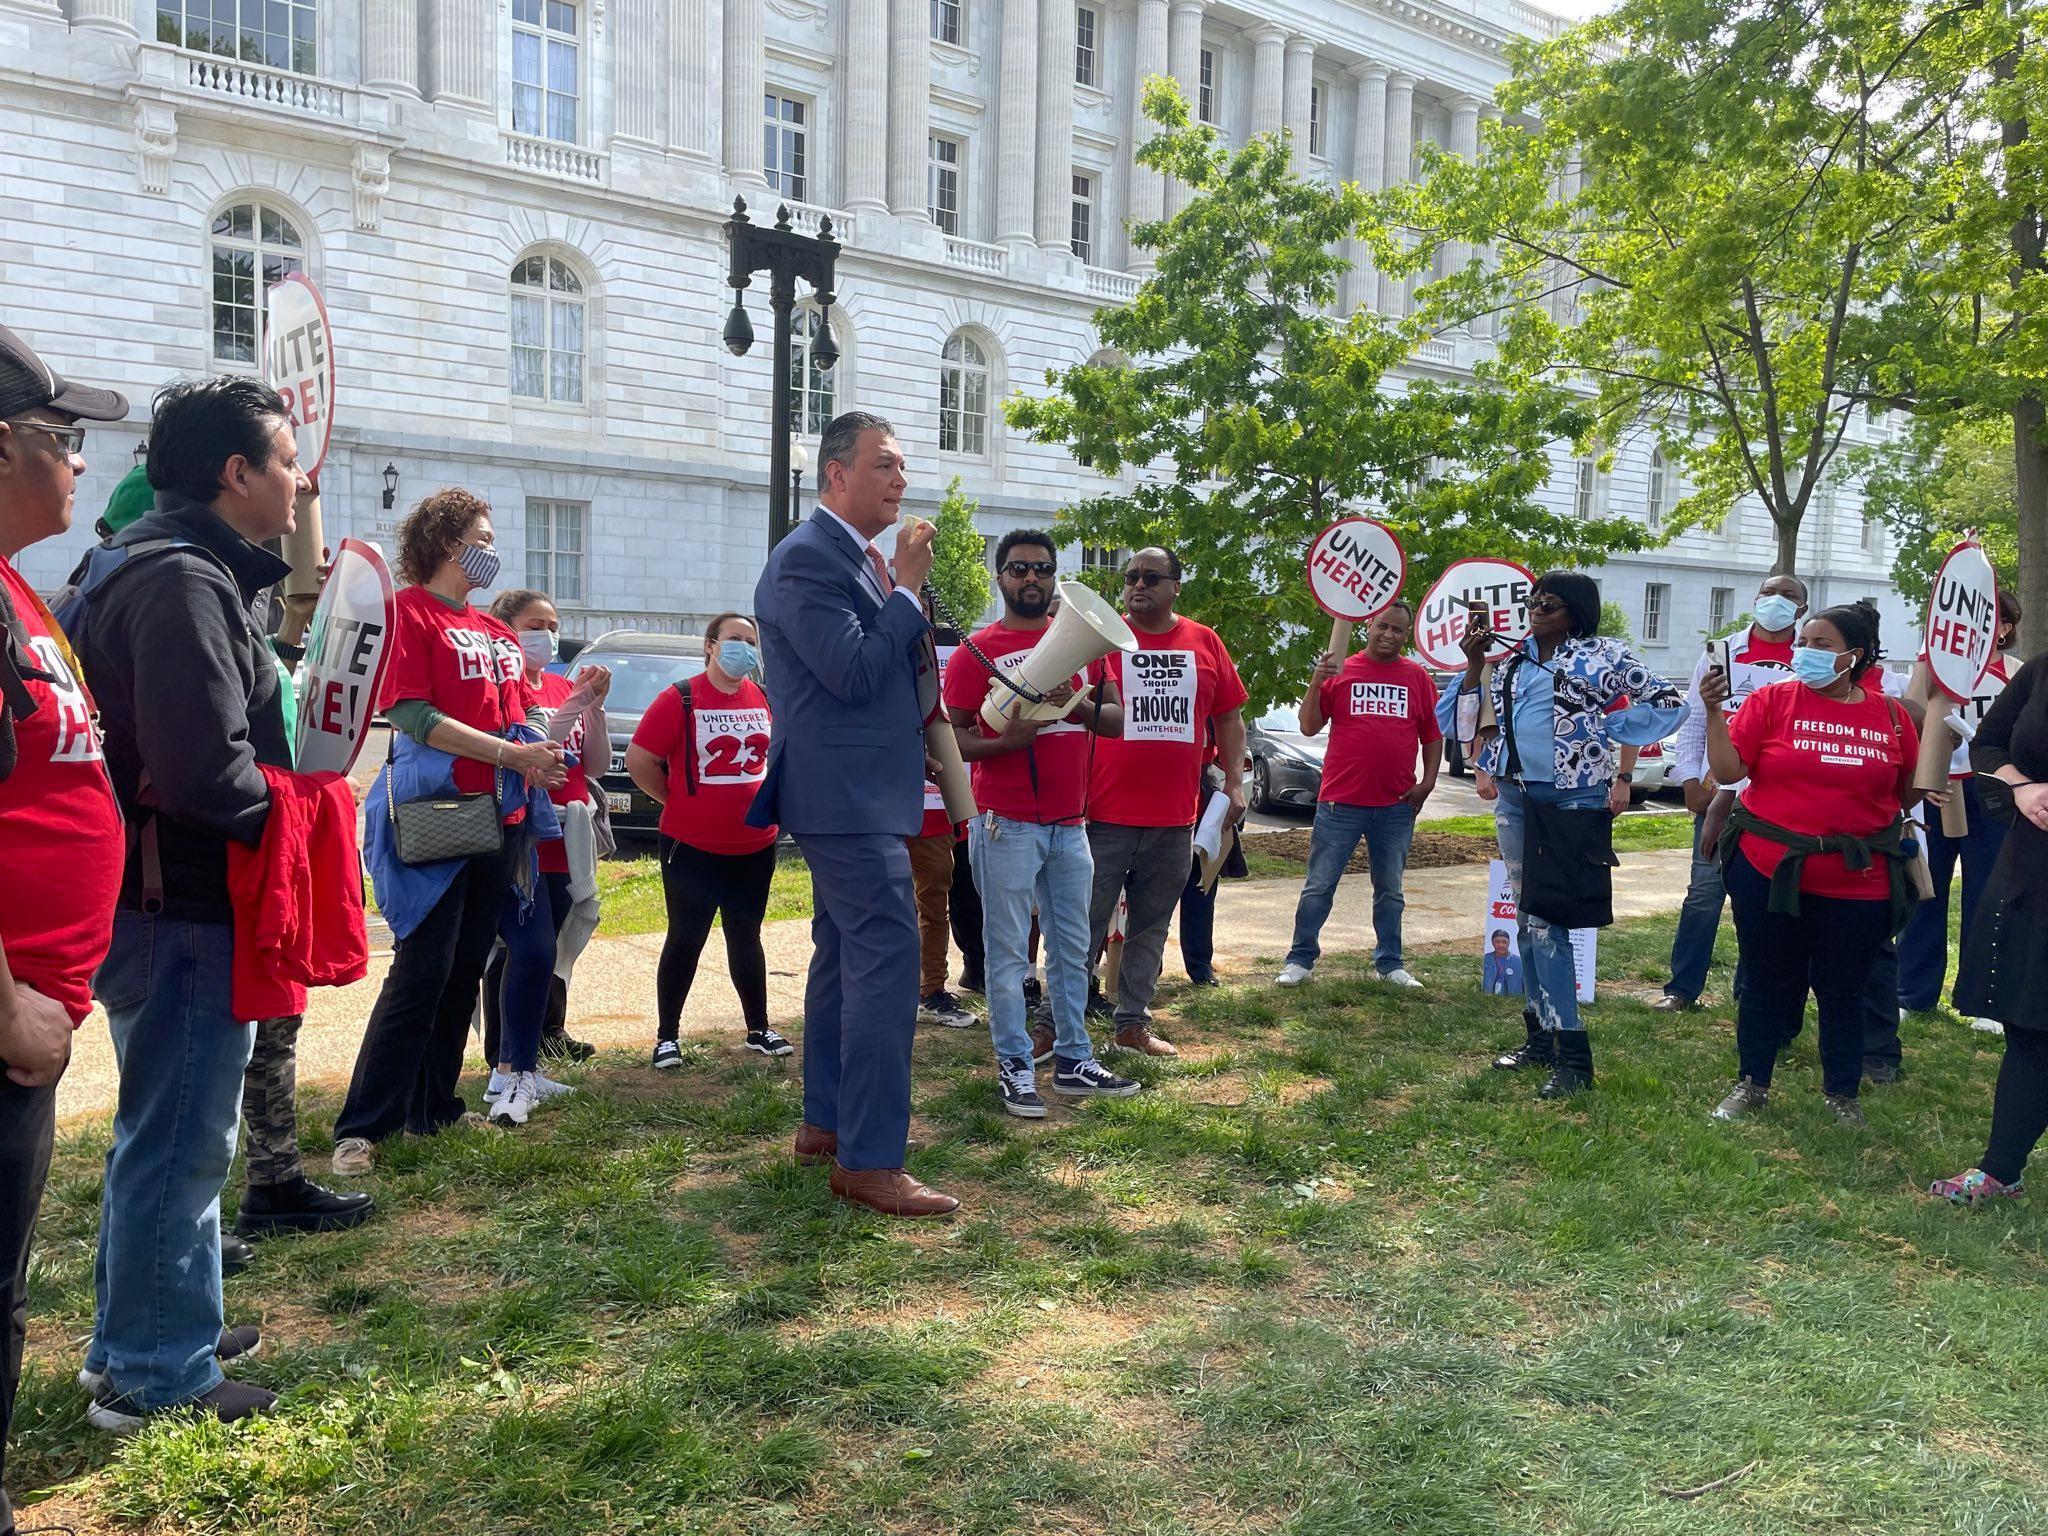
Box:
[979,580,1138,733]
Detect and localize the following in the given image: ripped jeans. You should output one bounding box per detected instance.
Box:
[1494,779,1607,1033]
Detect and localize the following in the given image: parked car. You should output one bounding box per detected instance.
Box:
[1247,705,1327,814]
[1429,671,1469,776]
[1628,729,1681,800]
[569,631,706,835]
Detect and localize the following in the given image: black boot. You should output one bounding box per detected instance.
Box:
[221,1233,255,1276]
[1492,1010,1556,1072]
[235,1176,377,1237]
[1538,1029,1594,1098]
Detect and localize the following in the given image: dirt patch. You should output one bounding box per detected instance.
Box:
[1243,826,1494,874]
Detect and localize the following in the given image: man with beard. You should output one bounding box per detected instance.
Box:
[1085,548,1248,1055]
[943,533,1138,1116]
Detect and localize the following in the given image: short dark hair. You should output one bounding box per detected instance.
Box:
[1764,571,1809,603]
[1811,597,1885,679]
[145,376,290,505]
[1371,599,1415,623]
[817,410,895,494]
[489,589,551,624]
[996,529,1057,569]
[705,610,754,642]
[1128,546,1183,580]
[1532,571,1601,638]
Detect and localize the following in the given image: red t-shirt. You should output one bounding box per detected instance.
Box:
[632,673,778,855]
[1088,616,1249,828]
[380,587,536,802]
[1315,653,1444,807]
[917,644,960,838]
[943,624,1094,825]
[532,671,589,874]
[0,558,123,1023]
[1730,678,1920,899]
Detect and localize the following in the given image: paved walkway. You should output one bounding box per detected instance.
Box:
[52,847,1695,1124]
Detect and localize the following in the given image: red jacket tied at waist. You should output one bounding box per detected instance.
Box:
[226,765,369,1022]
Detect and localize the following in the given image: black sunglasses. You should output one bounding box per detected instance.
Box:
[1002,560,1057,577]
[1123,570,1172,588]
[1529,597,1569,614]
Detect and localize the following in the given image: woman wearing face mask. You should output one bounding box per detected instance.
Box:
[1703,599,1923,1129]
[332,492,567,1176]
[477,589,612,1102]
[625,613,788,1070]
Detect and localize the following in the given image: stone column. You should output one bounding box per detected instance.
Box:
[70,0,136,34]
[1282,36,1314,173]
[1248,25,1285,138]
[669,0,714,157]
[844,0,890,211]
[1034,0,1077,249]
[1469,103,1500,338]
[364,0,422,96]
[1346,61,1387,312]
[423,0,494,110]
[1377,71,1416,316]
[1164,0,1203,215]
[1128,0,1169,268]
[721,0,766,184]
[1446,95,1481,309]
[613,0,665,145]
[995,0,1040,244]
[886,0,930,217]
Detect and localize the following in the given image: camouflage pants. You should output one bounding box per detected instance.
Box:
[240,1014,304,1189]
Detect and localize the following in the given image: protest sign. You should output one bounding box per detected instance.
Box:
[294,538,395,776]
[1415,558,1536,671]
[1922,540,1999,703]
[1484,860,1595,1004]
[1305,517,1406,625]
[265,273,336,478]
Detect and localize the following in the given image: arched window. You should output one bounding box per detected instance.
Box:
[209,200,305,368]
[510,253,586,404]
[790,304,836,436]
[939,331,990,456]
[1647,448,1674,530]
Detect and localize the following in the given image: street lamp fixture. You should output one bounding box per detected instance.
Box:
[723,196,840,548]
[381,462,400,510]
[790,434,809,518]
[132,438,147,468]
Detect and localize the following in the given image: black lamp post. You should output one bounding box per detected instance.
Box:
[723,197,840,548]
[381,462,399,510]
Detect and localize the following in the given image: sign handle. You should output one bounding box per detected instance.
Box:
[1328,617,1353,661]
[280,488,325,610]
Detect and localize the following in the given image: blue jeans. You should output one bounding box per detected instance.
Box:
[1664,813,1727,1002]
[1494,780,1608,1032]
[1285,801,1418,974]
[85,914,255,1408]
[970,816,1096,1069]
[1898,779,2010,1012]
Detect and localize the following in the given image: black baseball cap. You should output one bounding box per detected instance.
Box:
[0,322,128,422]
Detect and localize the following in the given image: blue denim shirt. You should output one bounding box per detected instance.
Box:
[1437,635,1688,789]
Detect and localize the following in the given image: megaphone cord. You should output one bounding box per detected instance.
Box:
[922,583,1048,708]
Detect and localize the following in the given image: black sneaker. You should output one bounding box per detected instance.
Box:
[917,991,977,1029]
[541,1032,596,1063]
[221,1232,254,1276]
[1084,990,1114,1022]
[746,1028,795,1058]
[79,1326,260,1398]
[235,1176,376,1238]
[957,968,985,996]
[88,1376,278,1435]
[651,1039,683,1071]
[1051,1056,1141,1098]
[998,1056,1047,1119]
[1825,1093,1867,1129]
[1863,1061,1903,1085]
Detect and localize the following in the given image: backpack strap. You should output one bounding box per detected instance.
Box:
[0,575,47,785]
[673,679,698,796]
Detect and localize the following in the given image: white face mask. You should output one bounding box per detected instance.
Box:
[517,627,557,668]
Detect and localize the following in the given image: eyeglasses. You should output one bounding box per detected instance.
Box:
[6,419,85,456]
[1529,597,1569,615]
[1002,560,1057,578]
[1123,570,1172,588]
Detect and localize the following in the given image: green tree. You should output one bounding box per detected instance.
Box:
[926,476,990,633]
[1006,80,1652,711]
[1383,0,2046,610]
[1854,415,2020,609]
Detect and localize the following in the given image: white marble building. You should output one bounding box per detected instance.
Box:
[2,0,1911,665]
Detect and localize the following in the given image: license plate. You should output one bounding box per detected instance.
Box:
[606,791,631,814]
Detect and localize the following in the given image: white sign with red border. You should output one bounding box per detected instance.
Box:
[265,272,337,479]
[294,538,396,775]
[1305,517,1406,624]
[1415,558,1536,672]
[1922,540,2000,703]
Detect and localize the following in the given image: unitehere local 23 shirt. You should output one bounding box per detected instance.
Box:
[1088,615,1248,828]
[1315,653,1444,808]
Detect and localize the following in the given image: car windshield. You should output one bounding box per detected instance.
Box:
[577,651,704,716]
[1259,706,1301,733]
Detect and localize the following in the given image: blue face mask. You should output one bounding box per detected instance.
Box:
[1752,593,1800,633]
[717,639,759,677]
[1791,645,1849,689]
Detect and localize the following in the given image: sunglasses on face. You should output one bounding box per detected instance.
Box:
[1529,597,1569,615]
[1002,560,1057,578]
[1123,570,1172,588]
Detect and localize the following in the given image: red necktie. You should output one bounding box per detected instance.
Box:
[867,545,894,600]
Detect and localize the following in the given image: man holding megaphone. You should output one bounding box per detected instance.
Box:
[942,531,1141,1118]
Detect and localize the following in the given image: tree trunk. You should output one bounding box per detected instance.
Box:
[2017,396,2047,652]
[1773,512,1799,577]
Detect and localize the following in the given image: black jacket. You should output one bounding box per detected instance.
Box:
[75,492,293,922]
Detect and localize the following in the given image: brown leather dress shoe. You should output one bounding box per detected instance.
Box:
[828,1164,960,1219]
[1114,1023,1179,1057]
[793,1123,838,1166]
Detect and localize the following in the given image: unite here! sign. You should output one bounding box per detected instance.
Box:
[1923,540,2000,703]
[294,539,397,776]
[265,273,336,479]
[1305,517,1406,624]
[1415,558,1537,672]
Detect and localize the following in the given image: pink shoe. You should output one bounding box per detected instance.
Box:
[1929,1168,2025,1206]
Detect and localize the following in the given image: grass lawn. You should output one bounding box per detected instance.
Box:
[595,846,817,937]
[16,915,2044,1536]
[1240,808,1697,880]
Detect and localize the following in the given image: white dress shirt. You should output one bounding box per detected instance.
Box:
[816,504,922,612]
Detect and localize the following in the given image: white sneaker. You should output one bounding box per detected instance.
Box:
[532,1072,574,1102]
[1972,1017,2007,1035]
[1377,968,1424,990]
[491,1072,539,1127]
[1275,963,1312,987]
[330,1137,374,1178]
[486,1068,510,1103]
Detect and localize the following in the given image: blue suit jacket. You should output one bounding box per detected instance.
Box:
[748,507,932,836]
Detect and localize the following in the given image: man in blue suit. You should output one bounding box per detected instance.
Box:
[750,411,959,1219]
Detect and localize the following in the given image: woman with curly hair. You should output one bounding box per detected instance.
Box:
[331,491,566,1176]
